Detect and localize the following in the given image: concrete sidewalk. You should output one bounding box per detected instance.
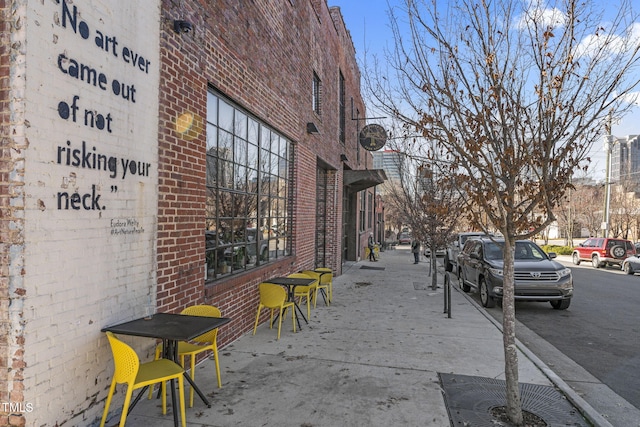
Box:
[119,246,608,427]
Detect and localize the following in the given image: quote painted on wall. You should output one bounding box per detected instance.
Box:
[49,0,155,235]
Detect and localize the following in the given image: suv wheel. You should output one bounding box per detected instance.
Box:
[572,252,581,265]
[611,245,626,259]
[479,279,495,308]
[550,299,571,310]
[592,255,601,268]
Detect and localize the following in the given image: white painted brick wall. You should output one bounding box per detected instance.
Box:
[19,0,161,425]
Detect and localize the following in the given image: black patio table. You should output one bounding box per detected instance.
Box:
[266,276,316,328]
[102,312,231,426]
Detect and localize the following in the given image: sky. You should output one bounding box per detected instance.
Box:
[329,0,640,181]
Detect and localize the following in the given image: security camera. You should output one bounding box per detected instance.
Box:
[173,20,193,34]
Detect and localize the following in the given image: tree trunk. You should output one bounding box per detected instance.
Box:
[431,246,438,290]
[502,239,523,425]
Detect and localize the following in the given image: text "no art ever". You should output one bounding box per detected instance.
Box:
[59,0,152,75]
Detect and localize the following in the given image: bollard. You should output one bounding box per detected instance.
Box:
[444,271,452,318]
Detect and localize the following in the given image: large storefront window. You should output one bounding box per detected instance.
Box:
[205,90,292,281]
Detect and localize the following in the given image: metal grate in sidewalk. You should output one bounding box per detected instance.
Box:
[439,373,588,426]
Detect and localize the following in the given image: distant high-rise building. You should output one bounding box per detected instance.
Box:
[372,150,403,182]
[610,135,640,184]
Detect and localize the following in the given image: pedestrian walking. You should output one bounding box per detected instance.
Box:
[368,233,376,261]
[411,239,420,264]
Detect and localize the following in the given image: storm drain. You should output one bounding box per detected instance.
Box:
[354,282,373,287]
[439,373,588,426]
[413,281,427,290]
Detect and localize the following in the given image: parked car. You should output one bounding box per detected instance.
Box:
[622,254,640,275]
[457,237,573,310]
[423,246,446,257]
[398,232,412,245]
[444,232,489,272]
[571,237,635,269]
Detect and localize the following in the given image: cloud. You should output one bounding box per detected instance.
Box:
[621,91,640,106]
[515,1,566,31]
[574,21,640,59]
[515,3,640,60]
[574,32,623,58]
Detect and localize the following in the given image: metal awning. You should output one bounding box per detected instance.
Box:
[343,169,387,192]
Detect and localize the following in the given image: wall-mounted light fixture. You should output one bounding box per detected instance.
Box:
[340,154,349,162]
[173,20,193,34]
[306,122,319,134]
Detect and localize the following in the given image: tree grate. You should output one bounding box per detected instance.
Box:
[439,373,589,427]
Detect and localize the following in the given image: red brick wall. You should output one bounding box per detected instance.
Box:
[0,0,27,425]
[157,0,370,346]
[0,0,10,422]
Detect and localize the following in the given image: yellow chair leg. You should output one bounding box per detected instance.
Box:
[119,388,134,427]
[178,375,187,427]
[189,355,196,407]
[99,382,117,427]
[253,305,262,335]
[276,307,283,340]
[213,345,222,388]
[161,380,167,415]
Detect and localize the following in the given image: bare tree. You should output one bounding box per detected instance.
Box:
[554,190,575,246]
[570,180,604,238]
[609,179,640,238]
[367,0,640,423]
[381,140,462,288]
[380,180,406,238]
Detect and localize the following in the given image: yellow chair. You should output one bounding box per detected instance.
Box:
[301,270,330,307]
[315,268,333,302]
[288,272,318,318]
[100,332,186,427]
[253,282,296,339]
[151,305,223,407]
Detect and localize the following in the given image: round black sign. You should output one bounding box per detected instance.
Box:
[359,124,387,151]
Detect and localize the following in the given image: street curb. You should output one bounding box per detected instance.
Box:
[447,273,613,427]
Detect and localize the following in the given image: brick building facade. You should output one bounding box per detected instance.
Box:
[1,0,384,425]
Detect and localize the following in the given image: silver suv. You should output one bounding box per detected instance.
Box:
[457,237,573,310]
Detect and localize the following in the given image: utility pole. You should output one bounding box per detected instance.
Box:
[602,112,613,238]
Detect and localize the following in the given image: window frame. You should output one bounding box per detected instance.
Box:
[205,89,293,282]
[312,71,321,115]
[339,70,345,143]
